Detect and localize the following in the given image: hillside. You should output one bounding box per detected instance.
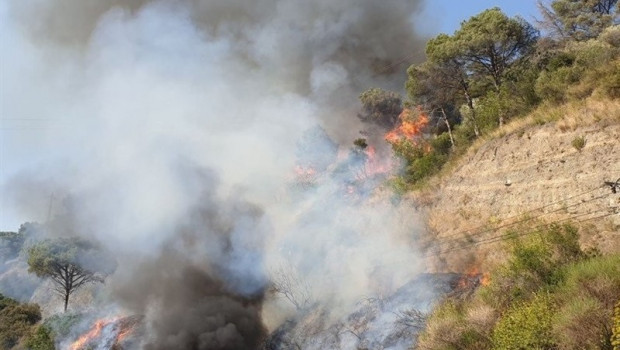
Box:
[417,98,620,272]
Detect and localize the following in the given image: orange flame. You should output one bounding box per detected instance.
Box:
[455,266,490,290]
[70,319,110,350]
[363,146,392,176]
[385,107,429,143]
[69,316,137,350]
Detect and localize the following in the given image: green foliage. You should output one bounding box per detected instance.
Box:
[492,294,556,350]
[24,325,55,350]
[536,38,619,102]
[353,138,368,149]
[535,66,582,103]
[430,133,453,156]
[484,224,585,309]
[27,237,115,312]
[542,0,619,41]
[0,231,25,261]
[552,255,620,349]
[612,300,620,349]
[405,152,447,184]
[358,88,402,128]
[454,7,539,89]
[417,301,492,350]
[0,294,42,349]
[600,60,620,98]
[416,217,620,350]
[600,24,620,47]
[572,135,587,151]
[43,313,83,339]
[390,139,448,184]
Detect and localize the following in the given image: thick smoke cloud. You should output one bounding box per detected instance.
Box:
[1,0,428,348]
[111,170,269,349]
[8,0,426,137]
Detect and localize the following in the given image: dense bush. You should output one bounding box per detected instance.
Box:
[492,294,555,350]
[0,294,42,349]
[552,255,620,349]
[417,224,619,350]
[23,325,55,350]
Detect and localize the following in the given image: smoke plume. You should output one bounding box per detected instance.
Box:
[1,0,429,348]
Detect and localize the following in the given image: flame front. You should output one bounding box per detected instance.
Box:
[69,316,129,350]
[70,319,109,350]
[385,107,429,144]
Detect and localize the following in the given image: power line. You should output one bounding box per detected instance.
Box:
[423,210,617,258]
[432,184,605,242]
[429,191,610,248]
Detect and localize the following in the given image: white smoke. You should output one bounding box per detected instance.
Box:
[1,0,429,346]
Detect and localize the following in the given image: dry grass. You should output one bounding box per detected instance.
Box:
[413,97,620,197]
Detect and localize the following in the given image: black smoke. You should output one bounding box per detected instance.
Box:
[110,168,270,349]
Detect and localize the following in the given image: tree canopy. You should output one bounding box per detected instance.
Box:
[538,0,619,41]
[358,88,403,129]
[27,237,116,312]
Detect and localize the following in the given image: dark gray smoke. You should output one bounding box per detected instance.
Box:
[1,0,429,348]
[113,255,266,350]
[8,0,426,138]
[106,167,270,349]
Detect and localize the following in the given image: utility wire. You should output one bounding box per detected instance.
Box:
[424,210,617,258]
[429,191,610,248]
[432,184,605,242]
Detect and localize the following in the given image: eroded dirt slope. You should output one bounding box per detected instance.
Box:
[419,102,620,271]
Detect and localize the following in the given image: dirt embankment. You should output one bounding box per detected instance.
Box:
[416,100,620,272]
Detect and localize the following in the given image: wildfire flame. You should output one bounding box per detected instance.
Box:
[363,146,392,177]
[70,318,115,350]
[385,107,429,144]
[455,266,490,291]
[69,315,140,350]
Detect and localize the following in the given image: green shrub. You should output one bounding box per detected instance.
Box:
[612,300,620,349]
[0,294,42,349]
[404,151,447,184]
[552,255,620,349]
[600,25,620,48]
[24,325,55,350]
[44,313,83,339]
[600,60,620,98]
[535,66,582,103]
[572,136,586,151]
[483,224,584,309]
[492,294,556,350]
[417,301,492,350]
[431,132,453,156]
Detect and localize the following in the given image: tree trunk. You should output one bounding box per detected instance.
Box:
[461,80,480,138]
[465,94,480,137]
[64,291,69,312]
[440,108,455,149]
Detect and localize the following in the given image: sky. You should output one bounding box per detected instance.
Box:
[418,1,540,35]
[0,1,543,231]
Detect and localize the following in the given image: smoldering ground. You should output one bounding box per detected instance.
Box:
[1,0,429,348]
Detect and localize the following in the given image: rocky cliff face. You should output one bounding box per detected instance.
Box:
[419,99,620,271]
